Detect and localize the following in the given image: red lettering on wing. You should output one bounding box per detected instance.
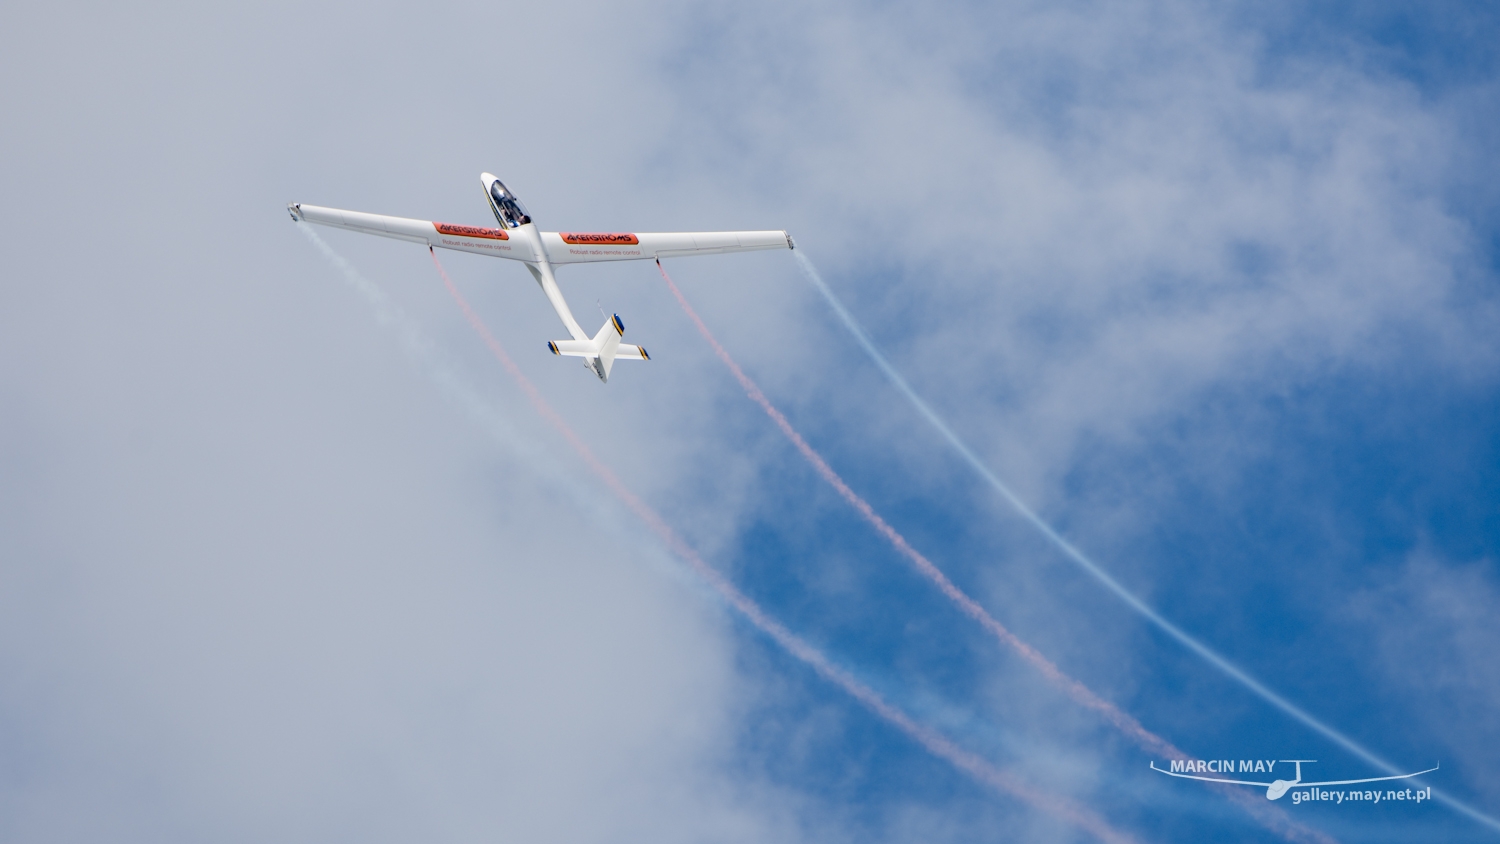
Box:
[561,232,639,245]
[434,222,508,240]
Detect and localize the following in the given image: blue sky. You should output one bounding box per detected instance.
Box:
[2,2,1497,842]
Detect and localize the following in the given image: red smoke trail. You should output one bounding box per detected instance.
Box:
[427,248,1136,844]
[656,260,1336,844]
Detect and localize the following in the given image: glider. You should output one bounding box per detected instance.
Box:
[290,174,793,382]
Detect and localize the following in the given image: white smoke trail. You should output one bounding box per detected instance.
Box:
[792,250,1499,833]
[295,225,621,530]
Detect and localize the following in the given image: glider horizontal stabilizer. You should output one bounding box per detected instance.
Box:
[547,315,647,382]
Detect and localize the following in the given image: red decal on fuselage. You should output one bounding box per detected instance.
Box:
[434,222,509,240]
[561,232,639,245]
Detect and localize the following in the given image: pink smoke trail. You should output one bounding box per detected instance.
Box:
[427,249,1135,844]
[656,260,1335,844]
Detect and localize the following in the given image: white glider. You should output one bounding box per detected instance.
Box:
[290,174,793,382]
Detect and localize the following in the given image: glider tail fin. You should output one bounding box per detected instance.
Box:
[547,314,648,382]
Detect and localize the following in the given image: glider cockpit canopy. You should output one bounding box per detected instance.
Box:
[488,179,532,228]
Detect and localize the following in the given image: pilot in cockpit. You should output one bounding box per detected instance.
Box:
[489,180,532,228]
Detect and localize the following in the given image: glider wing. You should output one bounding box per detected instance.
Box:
[289,203,537,261]
[543,230,792,264]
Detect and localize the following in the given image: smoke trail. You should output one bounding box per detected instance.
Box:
[657,261,1335,844]
[300,225,437,362]
[298,225,506,441]
[426,249,1136,844]
[297,226,643,556]
[792,250,1499,834]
